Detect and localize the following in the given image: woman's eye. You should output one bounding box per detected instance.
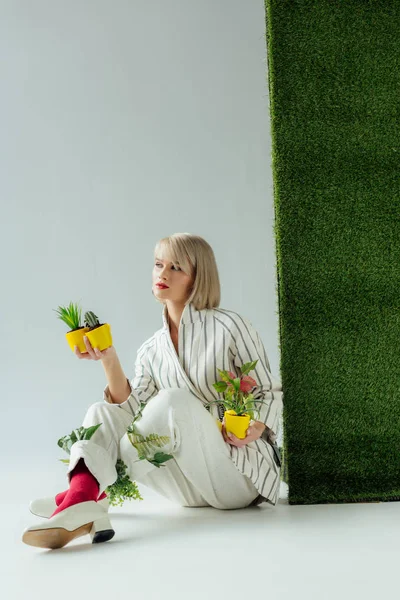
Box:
[155,263,181,271]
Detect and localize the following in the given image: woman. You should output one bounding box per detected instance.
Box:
[22,233,283,549]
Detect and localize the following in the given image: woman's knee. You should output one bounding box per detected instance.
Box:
[83,401,121,424]
[82,402,132,440]
[85,401,109,416]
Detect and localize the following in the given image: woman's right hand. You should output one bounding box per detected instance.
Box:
[74,336,117,362]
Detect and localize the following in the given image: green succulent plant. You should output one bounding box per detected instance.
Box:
[84,311,100,329]
[53,301,83,331]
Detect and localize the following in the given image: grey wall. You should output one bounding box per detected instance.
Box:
[0,0,280,465]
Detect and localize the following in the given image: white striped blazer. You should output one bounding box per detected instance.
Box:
[103,301,284,506]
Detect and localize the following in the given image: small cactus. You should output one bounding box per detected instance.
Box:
[84,311,100,330]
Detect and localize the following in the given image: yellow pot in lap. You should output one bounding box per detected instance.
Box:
[224,409,251,439]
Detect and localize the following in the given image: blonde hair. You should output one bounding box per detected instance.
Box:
[153,233,221,310]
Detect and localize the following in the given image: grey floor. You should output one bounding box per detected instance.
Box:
[4,461,397,600]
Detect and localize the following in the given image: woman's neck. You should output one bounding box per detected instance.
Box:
[166,303,185,335]
[167,313,178,337]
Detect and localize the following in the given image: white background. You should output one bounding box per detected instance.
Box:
[0,0,280,460]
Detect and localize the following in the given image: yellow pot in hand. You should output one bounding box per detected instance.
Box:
[85,323,113,351]
[66,327,90,354]
[224,409,251,439]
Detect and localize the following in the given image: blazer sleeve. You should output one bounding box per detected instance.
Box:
[231,315,283,440]
[103,343,159,415]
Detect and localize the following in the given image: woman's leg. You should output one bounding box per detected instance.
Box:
[126,454,211,508]
[65,401,135,497]
[119,388,260,510]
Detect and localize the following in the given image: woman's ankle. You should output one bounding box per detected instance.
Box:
[55,490,68,506]
[55,488,106,506]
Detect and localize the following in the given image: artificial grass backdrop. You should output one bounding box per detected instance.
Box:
[265,0,400,504]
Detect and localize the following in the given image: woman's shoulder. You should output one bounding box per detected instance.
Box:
[211,306,254,330]
[136,333,158,358]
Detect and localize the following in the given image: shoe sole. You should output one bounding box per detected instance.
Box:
[22,522,115,549]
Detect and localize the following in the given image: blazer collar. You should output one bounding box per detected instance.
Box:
[162,301,205,330]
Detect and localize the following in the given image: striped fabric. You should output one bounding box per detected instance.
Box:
[103,302,284,506]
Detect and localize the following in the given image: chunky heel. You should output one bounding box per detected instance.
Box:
[90,515,115,544]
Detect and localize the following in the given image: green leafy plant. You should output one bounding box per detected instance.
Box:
[53,301,83,332]
[126,399,174,468]
[57,423,103,454]
[210,361,287,480]
[127,426,174,468]
[208,359,270,420]
[105,459,143,507]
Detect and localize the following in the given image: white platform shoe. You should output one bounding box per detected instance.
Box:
[22,500,114,549]
[29,495,110,519]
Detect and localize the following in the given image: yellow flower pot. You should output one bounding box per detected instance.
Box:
[66,327,90,354]
[85,323,113,352]
[224,409,251,439]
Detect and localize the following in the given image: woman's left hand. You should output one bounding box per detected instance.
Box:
[221,419,266,447]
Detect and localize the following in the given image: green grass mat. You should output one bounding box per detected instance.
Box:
[265,0,400,504]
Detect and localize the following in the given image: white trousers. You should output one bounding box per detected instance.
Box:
[66,388,260,510]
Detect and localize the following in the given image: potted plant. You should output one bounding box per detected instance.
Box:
[53,301,90,354]
[208,360,270,439]
[83,310,113,352]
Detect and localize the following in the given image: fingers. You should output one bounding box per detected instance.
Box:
[221,423,233,444]
[83,335,97,359]
[221,424,247,447]
[74,345,88,359]
[221,423,227,442]
[84,335,103,359]
[74,336,102,360]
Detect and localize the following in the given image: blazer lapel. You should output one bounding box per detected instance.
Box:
[164,328,209,407]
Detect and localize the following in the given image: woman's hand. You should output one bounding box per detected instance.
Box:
[74,336,117,362]
[221,418,266,447]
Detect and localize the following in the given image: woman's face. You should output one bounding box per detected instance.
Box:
[152,256,194,304]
